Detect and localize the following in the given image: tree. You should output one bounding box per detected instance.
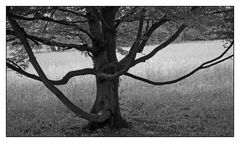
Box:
[6,6,234,131]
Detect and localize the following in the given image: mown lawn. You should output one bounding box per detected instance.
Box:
[6,40,233,136]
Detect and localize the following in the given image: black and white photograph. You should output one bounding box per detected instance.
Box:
[5,3,235,138]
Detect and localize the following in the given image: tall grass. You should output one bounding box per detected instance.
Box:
[7,40,233,136]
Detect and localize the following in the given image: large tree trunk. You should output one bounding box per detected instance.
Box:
[85,50,129,131]
[86,77,129,130]
[84,7,129,131]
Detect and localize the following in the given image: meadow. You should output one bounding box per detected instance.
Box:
[6,40,233,136]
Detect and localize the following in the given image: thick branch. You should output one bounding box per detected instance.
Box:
[133,24,187,66]
[7,61,96,85]
[52,68,96,85]
[8,16,110,123]
[125,42,233,85]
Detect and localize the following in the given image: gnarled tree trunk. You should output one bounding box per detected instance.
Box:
[87,76,128,130]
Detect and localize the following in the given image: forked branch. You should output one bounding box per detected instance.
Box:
[132,24,187,66]
[99,16,169,79]
[119,17,168,66]
[98,10,145,79]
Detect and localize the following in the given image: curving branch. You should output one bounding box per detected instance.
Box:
[132,24,187,67]
[202,55,233,69]
[201,41,233,66]
[51,68,96,85]
[124,41,233,85]
[7,61,96,85]
[7,61,40,81]
[8,16,110,123]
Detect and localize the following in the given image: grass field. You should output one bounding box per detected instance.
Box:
[6,40,234,136]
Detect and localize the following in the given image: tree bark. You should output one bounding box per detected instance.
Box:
[86,51,129,131]
[85,7,129,131]
[86,77,129,130]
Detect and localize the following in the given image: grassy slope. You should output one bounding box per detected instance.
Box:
[6,40,233,136]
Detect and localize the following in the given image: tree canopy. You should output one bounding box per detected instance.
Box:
[7,6,233,66]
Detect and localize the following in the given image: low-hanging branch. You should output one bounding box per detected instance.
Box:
[124,41,233,85]
[8,16,110,123]
[125,55,233,85]
[7,62,41,81]
[7,61,96,85]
